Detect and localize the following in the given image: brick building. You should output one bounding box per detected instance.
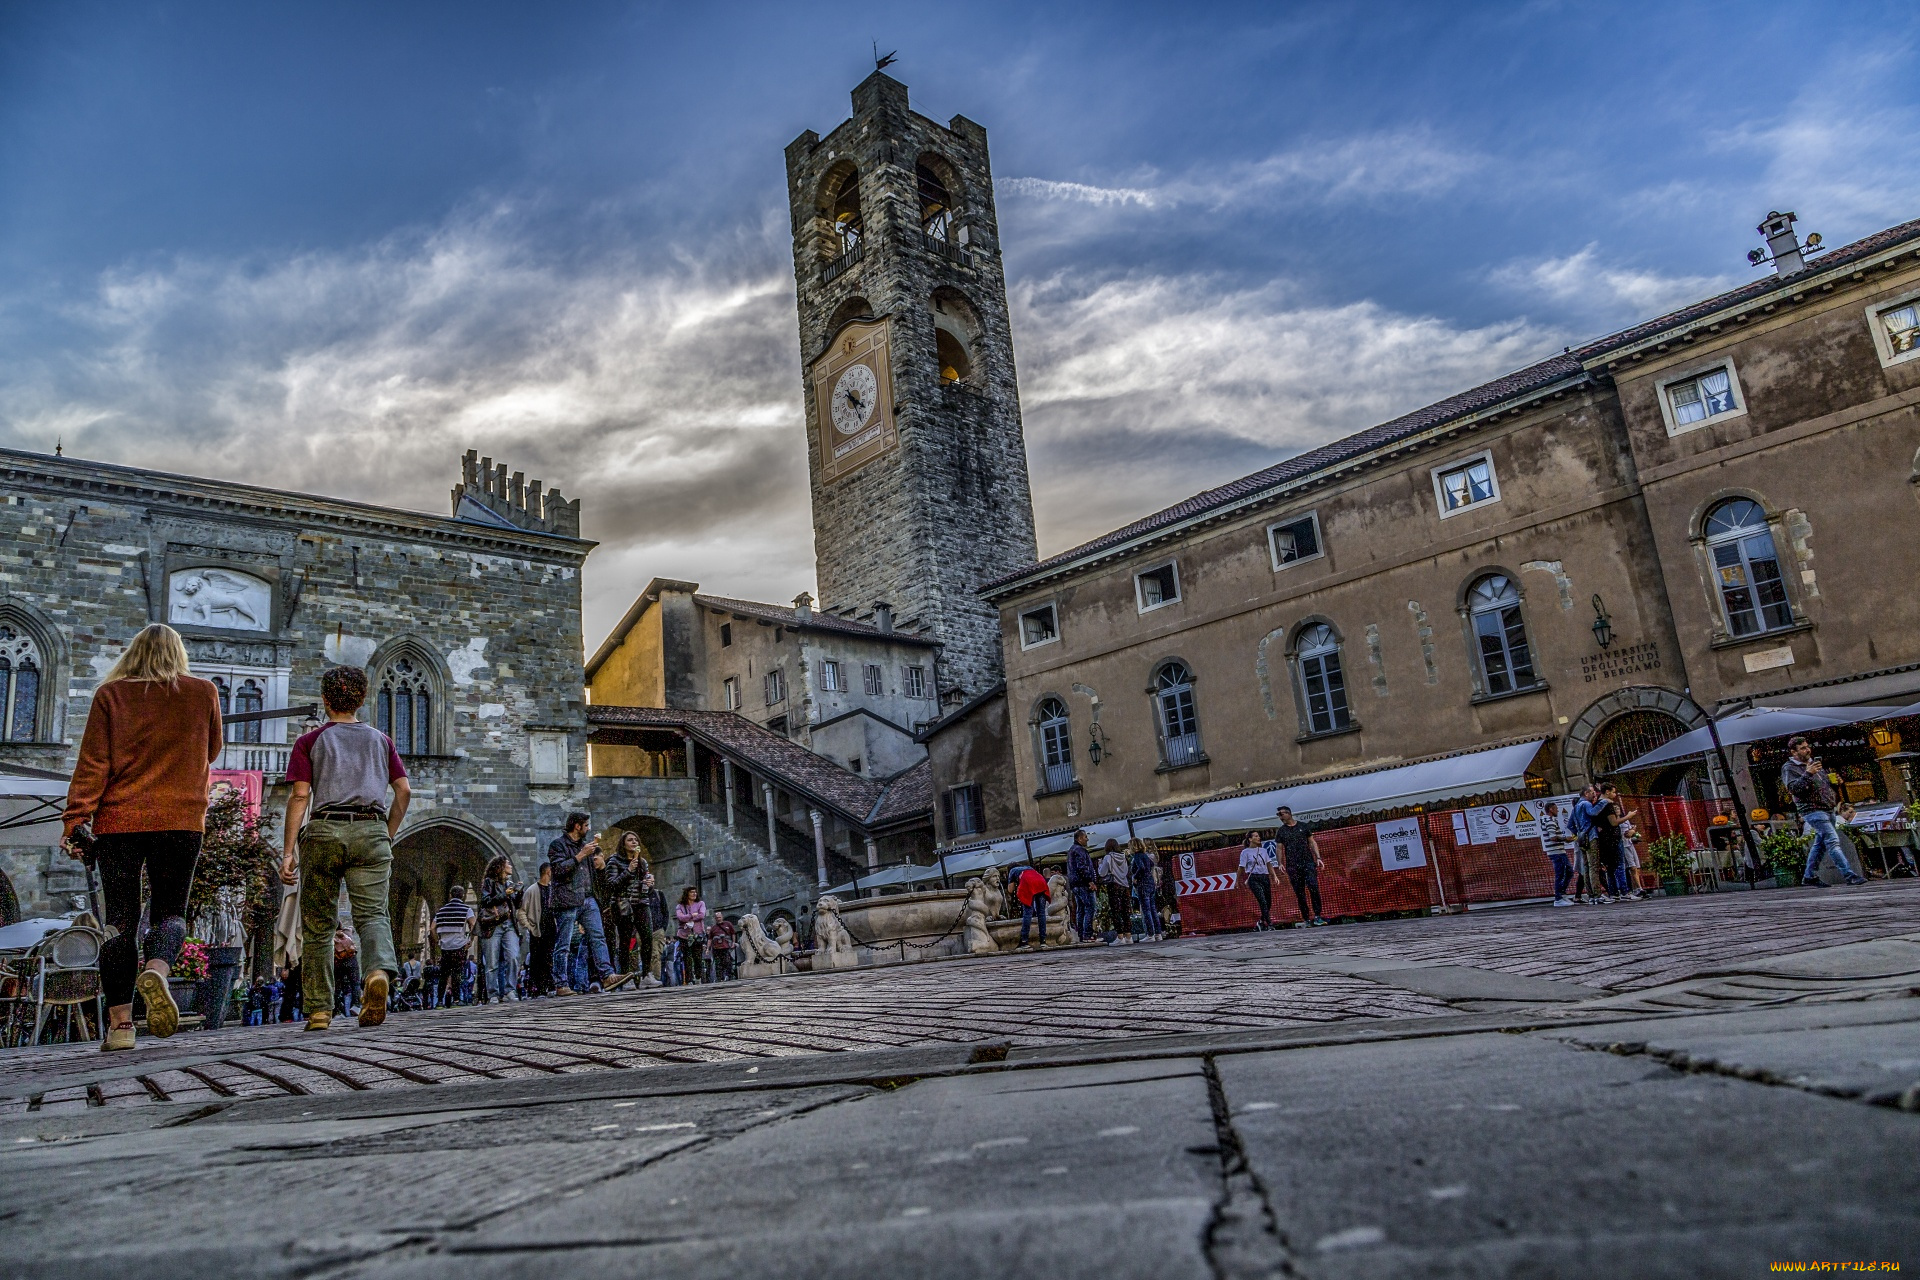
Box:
[0,448,593,933]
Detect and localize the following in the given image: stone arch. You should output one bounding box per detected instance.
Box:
[815,161,863,258]
[389,816,509,959]
[825,295,875,344]
[368,635,452,757]
[0,595,67,745]
[929,287,985,387]
[914,150,965,239]
[1561,685,1708,793]
[1686,485,1775,541]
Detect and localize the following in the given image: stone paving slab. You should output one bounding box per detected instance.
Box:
[0,881,1913,1118]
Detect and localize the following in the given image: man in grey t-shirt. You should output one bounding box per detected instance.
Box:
[280,666,411,1031]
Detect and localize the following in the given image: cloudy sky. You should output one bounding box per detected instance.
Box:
[4,2,1918,647]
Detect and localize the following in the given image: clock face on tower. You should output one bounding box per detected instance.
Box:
[830,363,878,435]
[811,319,898,483]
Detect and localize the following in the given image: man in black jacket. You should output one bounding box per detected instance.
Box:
[545,812,613,994]
[1782,737,1866,886]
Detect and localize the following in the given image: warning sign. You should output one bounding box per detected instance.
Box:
[1464,801,1542,844]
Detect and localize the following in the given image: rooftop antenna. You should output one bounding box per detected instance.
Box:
[53,437,62,457]
[873,41,898,71]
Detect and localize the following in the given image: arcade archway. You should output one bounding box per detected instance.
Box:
[389,821,503,960]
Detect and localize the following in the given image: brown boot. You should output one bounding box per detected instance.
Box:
[358,971,389,1028]
[101,1022,135,1052]
[304,1010,332,1032]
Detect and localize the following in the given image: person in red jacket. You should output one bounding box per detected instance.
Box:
[63,624,223,1051]
[1010,864,1051,951]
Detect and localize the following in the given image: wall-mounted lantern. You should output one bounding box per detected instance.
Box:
[1590,594,1615,649]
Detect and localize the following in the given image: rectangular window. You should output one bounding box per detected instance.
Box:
[1869,297,1920,367]
[723,676,740,710]
[903,664,928,699]
[720,622,732,648]
[1135,562,1180,612]
[942,784,984,838]
[1433,454,1499,517]
[1269,513,1322,569]
[764,668,785,706]
[863,663,884,696]
[821,660,842,691]
[1657,360,1746,436]
[1018,603,1058,649]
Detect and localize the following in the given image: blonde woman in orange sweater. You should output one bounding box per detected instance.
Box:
[63,624,223,1050]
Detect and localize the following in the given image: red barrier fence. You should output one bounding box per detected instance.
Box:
[1171,794,1734,934]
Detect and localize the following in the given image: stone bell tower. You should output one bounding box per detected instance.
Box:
[785,72,1038,703]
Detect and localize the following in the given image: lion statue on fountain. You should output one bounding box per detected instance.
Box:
[736,913,795,979]
[811,895,859,970]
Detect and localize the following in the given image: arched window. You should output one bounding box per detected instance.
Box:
[1704,498,1793,637]
[828,167,863,257]
[1035,697,1075,793]
[377,657,434,756]
[233,678,264,744]
[1468,575,1537,696]
[930,289,983,387]
[1153,661,1202,767]
[917,158,956,242]
[0,627,41,743]
[1295,624,1351,735]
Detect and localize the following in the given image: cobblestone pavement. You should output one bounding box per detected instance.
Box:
[3,879,1914,1113]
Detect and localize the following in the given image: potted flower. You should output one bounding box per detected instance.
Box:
[1760,829,1813,888]
[168,939,209,1013]
[1647,835,1694,896]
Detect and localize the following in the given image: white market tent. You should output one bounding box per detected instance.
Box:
[0,766,69,849]
[1180,738,1549,832]
[1616,706,1907,772]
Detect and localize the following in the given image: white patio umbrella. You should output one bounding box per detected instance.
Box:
[1615,705,1909,772]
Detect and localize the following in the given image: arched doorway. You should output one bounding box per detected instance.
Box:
[390,821,503,961]
[1563,686,1708,793]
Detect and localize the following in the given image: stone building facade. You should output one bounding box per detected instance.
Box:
[0,447,593,931]
[786,72,1038,704]
[967,212,1920,836]
[585,578,942,777]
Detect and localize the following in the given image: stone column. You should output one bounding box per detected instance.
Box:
[722,759,737,827]
[810,809,828,887]
[864,835,878,870]
[763,783,778,860]
[681,731,697,788]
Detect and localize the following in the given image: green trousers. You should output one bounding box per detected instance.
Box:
[299,818,398,1015]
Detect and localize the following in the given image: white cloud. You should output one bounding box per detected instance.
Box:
[1010,271,1563,555]
[1005,129,1487,217]
[1491,243,1736,323]
[0,205,816,646]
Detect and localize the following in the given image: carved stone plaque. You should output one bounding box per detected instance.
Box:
[168,567,272,633]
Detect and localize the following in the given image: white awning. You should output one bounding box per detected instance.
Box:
[1182,739,1549,831]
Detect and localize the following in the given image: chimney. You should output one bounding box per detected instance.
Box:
[792,592,814,624]
[872,601,893,634]
[1757,210,1805,275]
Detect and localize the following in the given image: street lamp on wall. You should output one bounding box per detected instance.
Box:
[1590,594,1615,649]
[1087,726,1105,766]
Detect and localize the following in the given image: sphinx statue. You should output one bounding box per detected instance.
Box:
[811,895,859,969]
[736,913,795,979]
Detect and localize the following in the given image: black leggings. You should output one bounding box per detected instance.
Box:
[95,830,202,1008]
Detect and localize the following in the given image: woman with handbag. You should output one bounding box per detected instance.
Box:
[62,624,223,1051]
